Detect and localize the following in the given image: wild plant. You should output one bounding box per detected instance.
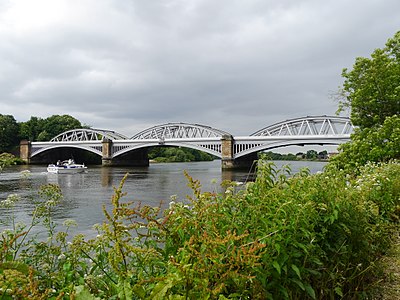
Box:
[0,183,65,298]
[0,159,399,299]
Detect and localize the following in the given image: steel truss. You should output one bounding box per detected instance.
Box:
[31,116,354,160]
[251,116,354,137]
[50,128,128,142]
[131,123,231,140]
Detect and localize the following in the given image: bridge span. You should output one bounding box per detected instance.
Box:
[20,116,354,169]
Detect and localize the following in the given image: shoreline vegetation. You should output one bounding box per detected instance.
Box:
[149,148,331,163]
[148,148,331,163]
[0,154,397,295]
[148,147,216,163]
[0,153,399,299]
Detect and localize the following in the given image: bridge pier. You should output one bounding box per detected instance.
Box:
[20,140,31,164]
[102,138,149,167]
[221,135,235,169]
[221,135,257,170]
[102,138,113,166]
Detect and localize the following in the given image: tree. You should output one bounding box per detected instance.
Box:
[338,31,400,129]
[148,147,215,162]
[19,116,45,141]
[18,115,83,141]
[38,115,82,141]
[329,115,400,171]
[0,114,20,152]
[306,150,318,160]
[330,32,400,173]
[318,150,328,159]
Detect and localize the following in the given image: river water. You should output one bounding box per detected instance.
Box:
[0,160,326,237]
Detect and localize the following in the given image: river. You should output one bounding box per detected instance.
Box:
[0,160,326,237]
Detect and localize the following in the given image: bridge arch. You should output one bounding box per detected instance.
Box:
[251,115,354,137]
[112,122,231,159]
[30,142,103,158]
[131,122,231,140]
[233,137,349,159]
[233,116,354,159]
[30,128,128,159]
[111,141,222,159]
[50,128,128,142]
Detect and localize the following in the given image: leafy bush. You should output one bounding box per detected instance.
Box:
[0,159,399,299]
[0,153,23,170]
[328,115,400,173]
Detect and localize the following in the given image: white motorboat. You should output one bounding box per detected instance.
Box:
[47,159,87,174]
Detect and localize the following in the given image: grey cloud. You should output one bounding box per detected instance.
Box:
[0,0,399,138]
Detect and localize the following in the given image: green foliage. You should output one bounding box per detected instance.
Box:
[328,115,400,173]
[37,114,83,141]
[0,114,19,153]
[263,151,298,161]
[305,150,318,160]
[0,153,24,171]
[0,113,84,152]
[18,114,83,142]
[263,150,328,161]
[318,150,328,159]
[1,159,399,299]
[18,116,45,142]
[148,146,215,162]
[338,31,400,129]
[332,31,400,174]
[0,153,23,171]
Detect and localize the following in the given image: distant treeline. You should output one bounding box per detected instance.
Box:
[264,150,329,161]
[0,114,85,153]
[149,147,216,163]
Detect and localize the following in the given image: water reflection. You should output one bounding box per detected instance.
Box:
[100,167,113,187]
[0,160,326,237]
[47,172,86,187]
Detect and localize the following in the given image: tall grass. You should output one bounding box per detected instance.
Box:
[0,159,399,299]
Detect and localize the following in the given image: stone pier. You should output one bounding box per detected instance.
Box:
[101,138,149,167]
[19,140,31,164]
[221,135,235,169]
[221,135,257,170]
[101,138,113,166]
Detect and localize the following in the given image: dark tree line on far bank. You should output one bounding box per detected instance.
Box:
[0,114,85,153]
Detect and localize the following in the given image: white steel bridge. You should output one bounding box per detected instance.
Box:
[24,116,354,168]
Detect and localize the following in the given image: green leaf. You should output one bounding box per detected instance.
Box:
[274,243,281,254]
[334,286,343,297]
[0,262,30,275]
[291,278,305,291]
[272,261,281,275]
[74,285,100,300]
[305,284,316,299]
[63,261,72,272]
[132,284,146,298]
[148,280,174,300]
[117,280,133,300]
[291,264,301,279]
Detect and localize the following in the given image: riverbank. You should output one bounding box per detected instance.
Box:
[371,233,400,299]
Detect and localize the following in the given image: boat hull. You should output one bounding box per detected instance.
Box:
[47,165,87,174]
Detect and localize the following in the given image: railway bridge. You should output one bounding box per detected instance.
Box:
[20,116,354,169]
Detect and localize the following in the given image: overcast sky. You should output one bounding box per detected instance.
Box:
[0,0,399,137]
